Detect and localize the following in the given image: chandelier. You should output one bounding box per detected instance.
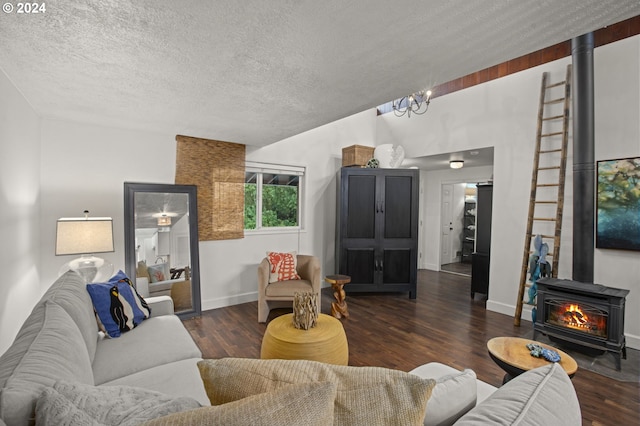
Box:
[392,90,432,117]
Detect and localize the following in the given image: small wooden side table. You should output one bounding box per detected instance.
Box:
[260,313,349,365]
[487,336,578,383]
[325,274,351,319]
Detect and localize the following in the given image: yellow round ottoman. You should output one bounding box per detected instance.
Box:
[261,313,349,365]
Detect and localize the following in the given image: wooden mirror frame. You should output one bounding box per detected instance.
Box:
[124,182,202,319]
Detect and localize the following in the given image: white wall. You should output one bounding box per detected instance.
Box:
[592,36,640,349]
[0,69,42,354]
[35,110,378,315]
[38,119,178,288]
[377,36,640,349]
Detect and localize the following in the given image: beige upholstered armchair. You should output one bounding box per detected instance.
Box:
[258,254,321,323]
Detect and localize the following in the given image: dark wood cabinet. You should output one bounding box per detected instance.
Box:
[336,168,419,298]
[471,184,493,298]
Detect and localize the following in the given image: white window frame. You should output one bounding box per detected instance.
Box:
[244,161,305,235]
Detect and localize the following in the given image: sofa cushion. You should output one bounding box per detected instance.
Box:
[93,315,201,384]
[142,382,336,426]
[145,295,175,317]
[412,367,477,426]
[455,363,581,425]
[264,279,313,297]
[102,358,210,406]
[35,380,200,426]
[410,361,496,406]
[38,271,99,362]
[0,301,94,426]
[198,358,435,426]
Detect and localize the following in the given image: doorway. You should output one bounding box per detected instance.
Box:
[440,183,476,276]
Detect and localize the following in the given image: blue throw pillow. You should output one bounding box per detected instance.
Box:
[86,271,151,338]
[110,270,151,321]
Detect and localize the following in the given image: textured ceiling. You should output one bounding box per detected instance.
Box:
[1,1,638,146]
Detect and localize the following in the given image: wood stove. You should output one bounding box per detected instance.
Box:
[533,278,629,370]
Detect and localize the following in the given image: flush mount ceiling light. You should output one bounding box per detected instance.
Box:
[157,215,171,226]
[152,212,177,227]
[393,90,432,117]
[450,160,464,169]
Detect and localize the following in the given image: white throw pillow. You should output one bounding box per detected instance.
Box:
[421,369,478,426]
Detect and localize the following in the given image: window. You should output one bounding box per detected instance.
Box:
[244,162,305,231]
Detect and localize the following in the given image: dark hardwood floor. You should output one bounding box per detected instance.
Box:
[183,269,639,425]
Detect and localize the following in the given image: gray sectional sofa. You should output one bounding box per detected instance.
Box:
[0,271,208,425]
[0,271,581,425]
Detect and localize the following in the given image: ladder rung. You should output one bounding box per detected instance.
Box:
[537,183,560,187]
[528,250,555,257]
[535,200,558,204]
[546,81,566,89]
[544,98,565,104]
[526,234,555,239]
[523,300,536,306]
[540,149,562,153]
[541,132,563,137]
[538,166,560,170]
[534,217,556,222]
[542,115,564,121]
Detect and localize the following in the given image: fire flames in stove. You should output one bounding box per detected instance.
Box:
[562,304,593,329]
[547,301,608,338]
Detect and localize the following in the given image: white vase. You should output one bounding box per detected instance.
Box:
[374,144,405,168]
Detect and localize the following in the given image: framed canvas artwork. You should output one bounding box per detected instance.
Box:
[596,157,640,251]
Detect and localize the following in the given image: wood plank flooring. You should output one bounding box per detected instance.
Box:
[183,269,639,425]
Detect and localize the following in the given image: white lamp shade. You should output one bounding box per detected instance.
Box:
[56,218,114,255]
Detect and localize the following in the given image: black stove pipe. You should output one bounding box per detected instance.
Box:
[571,33,595,283]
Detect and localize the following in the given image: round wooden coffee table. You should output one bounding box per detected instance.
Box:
[487,336,577,383]
[261,313,349,365]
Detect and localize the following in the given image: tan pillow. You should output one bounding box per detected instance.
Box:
[198,358,436,426]
[141,381,336,426]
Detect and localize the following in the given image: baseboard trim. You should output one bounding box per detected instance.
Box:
[202,292,258,311]
[625,334,639,350]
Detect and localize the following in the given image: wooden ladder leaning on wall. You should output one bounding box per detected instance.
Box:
[514,64,572,326]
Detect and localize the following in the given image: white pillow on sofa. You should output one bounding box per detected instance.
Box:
[410,366,477,426]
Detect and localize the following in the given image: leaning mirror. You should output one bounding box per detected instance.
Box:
[124,182,201,318]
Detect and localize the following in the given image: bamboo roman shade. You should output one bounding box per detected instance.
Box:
[175,135,246,241]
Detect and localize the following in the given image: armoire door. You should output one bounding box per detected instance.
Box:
[379,174,416,288]
[340,171,377,288]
